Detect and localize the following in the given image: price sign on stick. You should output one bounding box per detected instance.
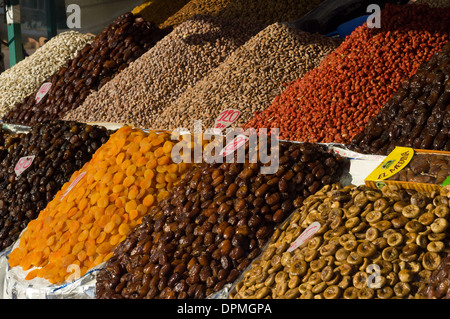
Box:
[14,156,35,176]
[35,82,52,103]
[287,222,321,252]
[220,134,249,157]
[214,109,241,130]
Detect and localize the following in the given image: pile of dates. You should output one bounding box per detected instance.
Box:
[95,141,349,299]
[388,153,450,185]
[231,184,450,299]
[0,121,110,250]
[3,12,171,125]
[349,41,450,155]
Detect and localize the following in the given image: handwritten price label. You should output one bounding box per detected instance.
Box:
[35,82,52,103]
[14,156,35,176]
[220,134,248,157]
[287,222,321,252]
[214,109,241,130]
[60,171,86,201]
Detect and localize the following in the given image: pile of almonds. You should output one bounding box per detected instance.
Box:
[132,0,190,26]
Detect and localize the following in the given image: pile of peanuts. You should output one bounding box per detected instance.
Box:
[95,140,349,299]
[155,23,341,131]
[63,15,263,128]
[243,4,450,145]
[349,42,450,155]
[3,12,170,126]
[160,0,323,28]
[7,126,194,284]
[0,31,94,118]
[231,184,450,299]
[0,121,110,251]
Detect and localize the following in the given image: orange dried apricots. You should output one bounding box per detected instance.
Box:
[8,127,191,285]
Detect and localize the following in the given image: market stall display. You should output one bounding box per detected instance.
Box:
[230,183,449,299]
[2,12,171,126]
[348,41,450,155]
[7,126,192,284]
[63,15,263,128]
[0,32,94,118]
[243,4,450,145]
[154,23,342,131]
[95,140,349,299]
[0,121,110,252]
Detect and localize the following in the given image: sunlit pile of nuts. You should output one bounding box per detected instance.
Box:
[230,184,450,299]
[0,31,94,118]
[160,0,324,28]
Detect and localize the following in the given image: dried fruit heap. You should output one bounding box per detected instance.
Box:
[244,4,450,145]
[0,121,110,251]
[95,141,349,299]
[3,12,170,125]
